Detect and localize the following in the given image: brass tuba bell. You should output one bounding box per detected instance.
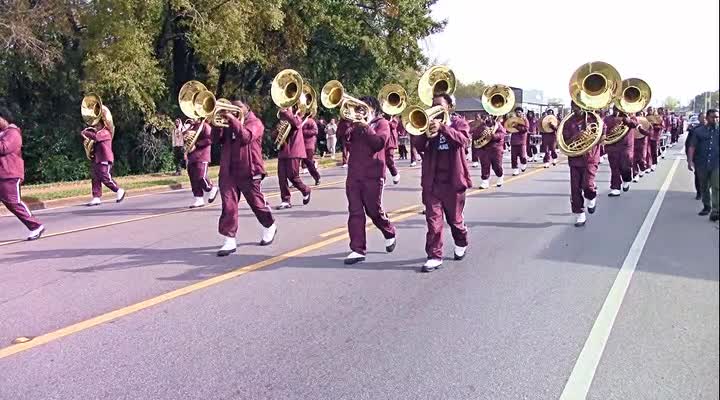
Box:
[418,65,456,107]
[271,69,303,109]
[605,78,652,145]
[178,80,244,128]
[401,105,449,138]
[481,84,515,117]
[558,61,621,157]
[378,84,408,116]
[321,80,369,123]
[81,94,114,160]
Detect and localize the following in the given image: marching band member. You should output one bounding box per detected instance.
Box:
[81,107,126,206]
[385,115,400,184]
[564,102,600,227]
[473,110,505,189]
[647,106,664,171]
[301,115,321,185]
[186,120,219,208]
[276,106,312,209]
[413,94,471,272]
[541,109,559,168]
[216,100,277,256]
[526,110,539,162]
[604,108,636,196]
[0,111,45,240]
[509,107,529,176]
[471,113,482,168]
[632,110,651,182]
[344,96,397,265]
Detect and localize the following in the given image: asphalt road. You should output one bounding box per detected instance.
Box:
[0,145,717,400]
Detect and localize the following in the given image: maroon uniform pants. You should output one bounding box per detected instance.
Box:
[569,164,598,214]
[188,161,213,197]
[607,150,632,190]
[341,141,349,165]
[422,184,468,260]
[510,144,527,168]
[633,138,647,175]
[278,158,310,203]
[302,149,321,183]
[541,134,558,162]
[478,146,504,180]
[91,162,120,198]
[471,148,481,163]
[218,177,275,238]
[0,178,42,231]
[385,147,398,177]
[648,140,658,166]
[346,177,396,255]
[410,141,422,163]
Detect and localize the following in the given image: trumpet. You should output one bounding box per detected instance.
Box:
[401,105,449,138]
[321,80,369,123]
[378,84,408,116]
[418,65,456,107]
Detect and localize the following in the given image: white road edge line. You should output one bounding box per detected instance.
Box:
[559,157,681,400]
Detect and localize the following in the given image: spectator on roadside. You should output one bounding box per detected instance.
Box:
[172,118,187,176]
[686,113,706,200]
[687,109,719,221]
[325,118,338,160]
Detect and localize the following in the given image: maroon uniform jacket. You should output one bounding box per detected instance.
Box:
[649,115,664,141]
[337,119,352,145]
[302,118,318,154]
[347,116,390,181]
[0,125,24,180]
[527,117,539,134]
[509,117,530,145]
[387,118,399,149]
[413,115,472,191]
[83,126,114,163]
[277,109,307,159]
[472,121,506,151]
[563,114,601,167]
[187,121,213,164]
[604,115,637,156]
[216,112,267,181]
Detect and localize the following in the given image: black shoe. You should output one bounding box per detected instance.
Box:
[710,213,719,222]
[314,179,320,186]
[216,248,236,257]
[344,256,365,265]
[574,221,586,227]
[588,206,596,214]
[303,192,312,205]
[695,193,702,200]
[27,226,46,241]
[608,192,621,197]
[699,208,711,216]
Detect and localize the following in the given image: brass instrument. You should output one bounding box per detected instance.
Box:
[178,80,244,128]
[401,105,449,137]
[321,80,369,123]
[379,84,408,116]
[635,116,650,139]
[540,115,559,133]
[80,94,114,160]
[472,122,498,149]
[481,84,515,117]
[270,70,313,149]
[605,78,652,145]
[503,116,526,134]
[646,113,663,126]
[557,61,621,157]
[418,65,456,107]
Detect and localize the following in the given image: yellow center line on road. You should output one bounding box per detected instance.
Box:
[0,163,552,359]
[0,178,347,248]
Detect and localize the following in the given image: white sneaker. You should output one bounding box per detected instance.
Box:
[27,225,45,241]
[552,159,558,166]
[479,179,489,189]
[260,223,277,246]
[585,197,597,214]
[344,251,366,265]
[609,189,621,197]
[651,165,657,171]
[410,162,417,167]
[574,212,587,227]
[622,182,631,192]
[87,197,102,206]
[639,171,645,177]
[520,164,527,172]
[217,236,237,256]
[472,162,479,168]
[633,176,640,183]
[544,162,550,168]
[454,245,467,260]
[276,202,292,210]
[385,237,396,253]
[208,186,219,203]
[422,259,443,272]
[392,174,400,184]
[115,188,126,203]
[512,168,520,176]
[342,164,348,169]
[190,197,205,208]
[496,176,504,187]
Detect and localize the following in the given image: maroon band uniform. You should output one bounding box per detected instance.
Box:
[510,117,529,169]
[0,124,43,231]
[633,124,650,176]
[413,115,471,260]
[337,119,352,166]
[301,117,321,183]
[385,117,399,178]
[472,121,505,181]
[83,126,121,199]
[346,117,396,255]
[604,115,636,190]
[276,109,311,204]
[541,121,559,164]
[187,121,215,197]
[563,114,600,214]
[648,116,664,167]
[216,112,275,238]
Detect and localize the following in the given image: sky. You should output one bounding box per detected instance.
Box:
[422,0,720,107]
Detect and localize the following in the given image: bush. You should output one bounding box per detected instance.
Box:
[38,155,90,183]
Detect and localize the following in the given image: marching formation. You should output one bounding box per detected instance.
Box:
[0,61,707,271]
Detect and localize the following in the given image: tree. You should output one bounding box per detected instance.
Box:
[688,91,719,114]
[663,96,680,110]
[0,0,444,183]
[454,80,485,99]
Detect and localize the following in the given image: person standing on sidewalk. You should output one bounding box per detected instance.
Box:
[687,109,719,221]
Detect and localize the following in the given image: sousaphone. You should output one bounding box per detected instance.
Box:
[605,78,652,145]
[474,84,515,148]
